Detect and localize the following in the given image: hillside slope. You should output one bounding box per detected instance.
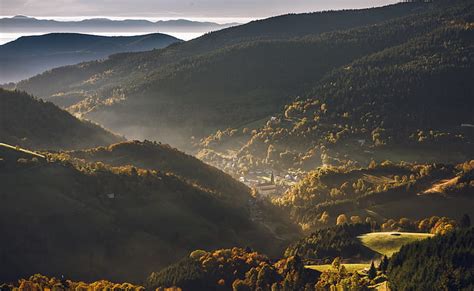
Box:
[14,2,431,148]
[0,89,123,150]
[68,140,250,202]
[388,227,474,290]
[274,161,474,230]
[199,1,474,171]
[0,33,181,83]
[0,146,299,283]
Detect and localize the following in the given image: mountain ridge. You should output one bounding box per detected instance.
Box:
[0,89,124,150]
[0,15,239,32]
[0,32,181,83]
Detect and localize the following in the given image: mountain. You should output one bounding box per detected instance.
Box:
[67,140,300,241]
[0,142,299,283]
[1,1,473,288]
[198,0,474,171]
[0,89,123,150]
[13,2,431,149]
[0,15,238,33]
[155,19,240,31]
[0,33,181,83]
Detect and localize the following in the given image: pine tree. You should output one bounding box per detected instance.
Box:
[368,261,377,280]
[378,255,389,273]
[460,214,471,228]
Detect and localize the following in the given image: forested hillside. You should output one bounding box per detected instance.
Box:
[275,160,474,230]
[388,227,474,290]
[13,2,432,148]
[0,146,298,283]
[284,223,376,263]
[0,274,144,291]
[69,140,251,202]
[0,33,181,83]
[145,247,319,291]
[1,0,473,288]
[0,89,123,149]
[199,0,474,170]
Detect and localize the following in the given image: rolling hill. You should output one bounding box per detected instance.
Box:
[0,89,123,150]
[358,232,433,257]
[12,2,432,148]
[0,33,181,83]
[0,143,299,283]
[67,140,251,202]
[273,160,474,231]
[284,223,378,263]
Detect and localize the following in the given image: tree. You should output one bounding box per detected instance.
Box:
[368,262,377,280]
[350,216,362,224]
[332,257,342,270]
[319,211,330,224]
[368,160,377,169]
[233,279,251,291]
[190,249,207,260]
[336,214,348,225]
[257,264,277,288]
[378,255,389,273]
[460,214,471,228]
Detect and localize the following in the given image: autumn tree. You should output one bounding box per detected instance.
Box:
[336,214,348,225]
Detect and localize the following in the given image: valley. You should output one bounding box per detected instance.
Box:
[0,0,473,290]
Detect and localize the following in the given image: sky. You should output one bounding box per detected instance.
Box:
[1,0,399,21]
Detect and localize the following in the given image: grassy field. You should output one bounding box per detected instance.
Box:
[305,263,370,273]
[358,232,433,257]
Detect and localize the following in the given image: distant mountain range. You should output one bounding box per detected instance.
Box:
[0,32,181,83]
[0,15,240,33]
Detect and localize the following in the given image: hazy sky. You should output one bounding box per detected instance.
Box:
[1,0,399,20]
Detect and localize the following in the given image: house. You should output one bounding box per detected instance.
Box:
[255,172,277,197]
[255,182,277,197]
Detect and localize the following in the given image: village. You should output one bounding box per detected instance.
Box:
[238,170,300,198]
[202,151,308,199]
